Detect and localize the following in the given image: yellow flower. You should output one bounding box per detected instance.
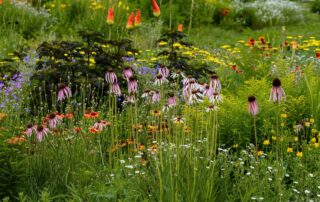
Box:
[272,136,277,141]
[312,129,317,134]
[310,118,315,123]
[79,51,85,55]
[281,122,285,127]
[287,147,293,153]
[294,136,299,142]
[296,151,303,157]
[314,143,320,148]
[305,122,310,127]
[232,144,239,149]
[151,110,161,117]
[311,137,317,143]
[263,139,270,146]
[281,114,287,118]
[257,150,264,156]
[60,3,66,9]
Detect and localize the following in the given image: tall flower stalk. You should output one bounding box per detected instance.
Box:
[248,96,259,152]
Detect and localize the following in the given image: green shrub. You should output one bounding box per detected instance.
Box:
[311,0,320,14]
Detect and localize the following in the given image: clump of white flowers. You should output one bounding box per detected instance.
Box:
[244,0,304,25]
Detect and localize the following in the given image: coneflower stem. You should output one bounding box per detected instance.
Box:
[254,115,258,152]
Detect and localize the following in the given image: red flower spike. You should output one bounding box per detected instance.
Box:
[126,12,135,29]
[151,0,160,17]
[135,9,141,27]
[316,52,320,59]
[177,24,183,32]
[106,8,114,25]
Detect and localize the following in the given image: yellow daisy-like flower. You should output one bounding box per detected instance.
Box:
[263,139,270,146]
[257,150,264,156]
[296,151,303,157]
[294,136,299,142]
[281,114,287,118]
[287,147,293,153]
[158,41,168,46]
[314,143,320,148]
[311,137,317,144]
[151,110,161,117]
[310,118,315,123]
[305,122,310,127]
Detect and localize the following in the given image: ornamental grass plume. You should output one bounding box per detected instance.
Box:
[269,78,285,102]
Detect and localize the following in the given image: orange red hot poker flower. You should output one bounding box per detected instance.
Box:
[135,9,141,27]
[106,8,114,25]
[126,12,135,29]
[151,0,160,17]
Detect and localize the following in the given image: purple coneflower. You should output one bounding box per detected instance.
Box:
[248,96,259,116]
[105,68,118,83]
[93,120,110,131]
[110,83,121,96]
[171,69,185,79]
[158,65,170,78]
[152,91,161,103]
[128,76,138,94]
[210,92,222,103]
[154,74,168,86]
[210,73,221,93]
[25,123,35,137]
[123,67,133,81]
[205,105,218,112]
[141,89,151,100]
[36,125,50,142]
[187,89,203,105]
[168,93,177,107]
[203,84,214,98]
[269,78,285,102]
[48,113,62,129]
[57,84,72,101]
[123,95,135,105]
